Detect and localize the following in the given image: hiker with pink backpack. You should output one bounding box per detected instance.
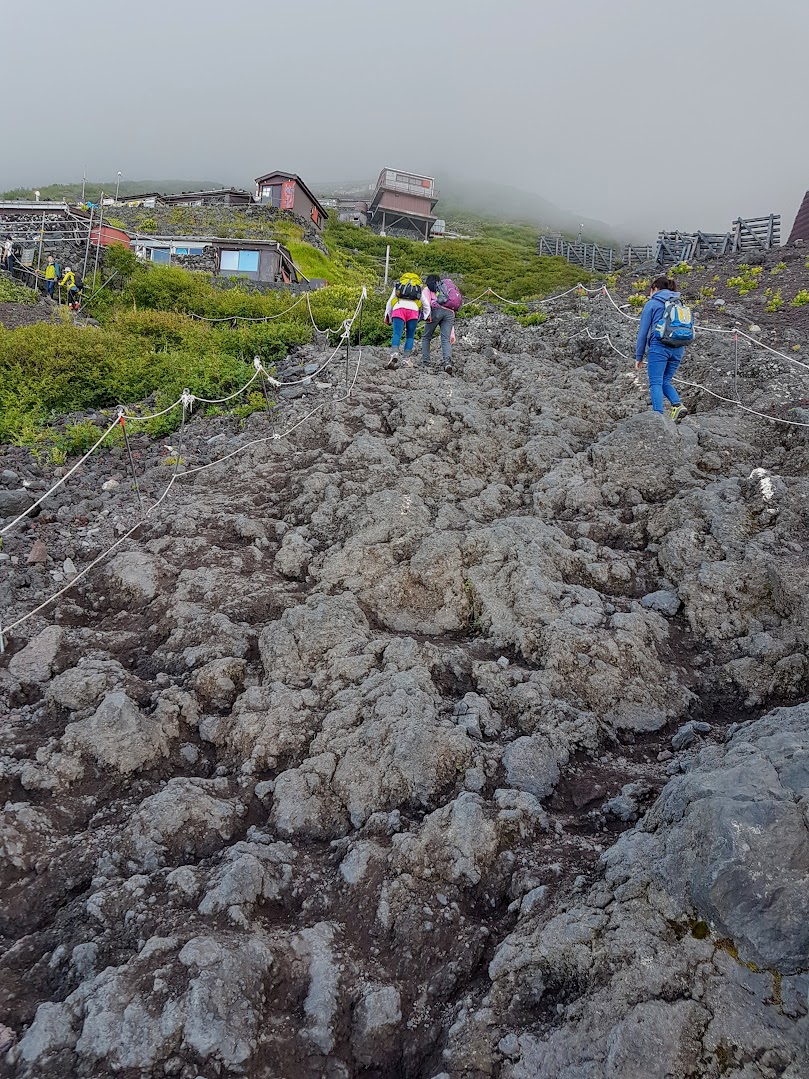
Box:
[421,274,462,374]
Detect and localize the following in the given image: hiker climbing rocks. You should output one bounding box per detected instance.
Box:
[2,236,12,271]
[44,255,58,299]
[421,274,462,374]
[60,266,83,309]
[635,274,694,422]
[385,272,428,369]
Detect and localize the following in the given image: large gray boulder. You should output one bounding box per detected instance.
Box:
[628,704,809,972]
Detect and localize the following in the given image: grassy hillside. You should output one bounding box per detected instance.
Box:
[0,212,588,448]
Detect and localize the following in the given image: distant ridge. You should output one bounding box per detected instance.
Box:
[0,179,226,201]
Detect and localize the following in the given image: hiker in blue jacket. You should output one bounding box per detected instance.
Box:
[635,275,688,422]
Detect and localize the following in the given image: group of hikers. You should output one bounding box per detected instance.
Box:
[2,239,84,309]
[383,272,462,374]
[384,268,694,420]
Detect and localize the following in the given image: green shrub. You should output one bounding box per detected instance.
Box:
[0,277,38,304]
[727,266,760,296]
[0,213,595,447]
[764,288,784,312]
[104,243,145,283]
[61,420,108,455]
[791,289,809,307]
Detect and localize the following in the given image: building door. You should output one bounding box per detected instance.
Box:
[262,184,283,207]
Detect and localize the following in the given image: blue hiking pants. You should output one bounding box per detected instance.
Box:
[391,316,417,355]
[647,344,683,413]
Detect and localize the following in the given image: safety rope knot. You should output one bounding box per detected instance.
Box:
[272,433,281,440]
[253,355,262,371]
[181,389,195,412]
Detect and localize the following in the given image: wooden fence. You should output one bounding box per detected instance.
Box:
[655,215,780,266]
[540,214,781,274]
[623,245,655,267]
[538,236,615,272]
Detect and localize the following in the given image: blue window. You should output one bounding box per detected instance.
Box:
[220,249,259,273]
[151,249,170,264]
[238,250,259,272]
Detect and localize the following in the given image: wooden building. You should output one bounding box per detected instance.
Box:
[253,171,329,231]
[132,235,300,284]
[368,168,438,242]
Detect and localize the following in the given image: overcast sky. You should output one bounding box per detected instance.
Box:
[4,0,807,238]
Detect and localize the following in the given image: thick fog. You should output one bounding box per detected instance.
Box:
[4,0,807,240]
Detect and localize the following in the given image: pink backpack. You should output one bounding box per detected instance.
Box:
[436,277,463,312]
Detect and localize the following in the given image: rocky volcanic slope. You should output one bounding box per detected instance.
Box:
[1,296,808,1079]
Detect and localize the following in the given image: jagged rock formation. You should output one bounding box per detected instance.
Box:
[1,301,808,1078]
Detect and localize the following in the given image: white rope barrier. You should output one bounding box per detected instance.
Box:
[4,276,809,647]
[0,418,119,536]
[579,327,809,429]
[0,292,368,537]
[0,293,367,647]
[188,292,309,323]
[1,403,191,640]
[599,285,809,375]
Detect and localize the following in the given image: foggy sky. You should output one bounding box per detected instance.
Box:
[5,0,808,239]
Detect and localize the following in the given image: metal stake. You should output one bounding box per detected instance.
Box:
[733,333,740,401]
[119,415,145,517]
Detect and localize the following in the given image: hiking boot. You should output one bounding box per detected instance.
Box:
[386,352,400,369]
[671,403,689,423]
[443,364,453,376]
[401,354,413,368]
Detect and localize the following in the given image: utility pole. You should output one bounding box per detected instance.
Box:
[115,171,122,203]
[383,244,390,287]
[81,167,86,203]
